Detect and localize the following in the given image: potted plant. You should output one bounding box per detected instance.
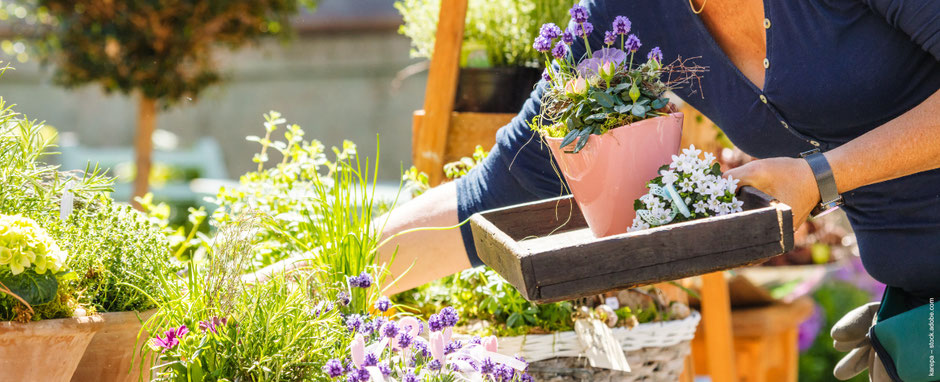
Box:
[530,6,703,237]
[395,0,570,113]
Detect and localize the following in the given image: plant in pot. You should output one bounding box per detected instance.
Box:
[395,0,570,113]
[530,6,703,237]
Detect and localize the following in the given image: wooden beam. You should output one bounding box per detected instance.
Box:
[412,0,468,186]
[700,271,738,382]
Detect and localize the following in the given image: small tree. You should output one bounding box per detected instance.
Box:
[31,0,315,202]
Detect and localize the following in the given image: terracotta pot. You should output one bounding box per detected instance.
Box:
[0,315,105,382]
[72,309,157,382]
[545,113,683,237]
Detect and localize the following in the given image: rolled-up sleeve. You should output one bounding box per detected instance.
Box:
[454,0,611,266]
[862,0,940,60]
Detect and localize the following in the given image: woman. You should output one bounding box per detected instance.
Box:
[373,0,939,379]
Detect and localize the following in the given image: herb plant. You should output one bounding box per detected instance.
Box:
[395,0,570,67]
[531,6,703,152]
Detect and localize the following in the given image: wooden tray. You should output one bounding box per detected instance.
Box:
[470,187,794,303]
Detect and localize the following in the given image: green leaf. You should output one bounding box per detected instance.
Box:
[584,113,607,123]
[632,104,648,117]
[560,129,580,149]
[0,269,59,306]
[611,82,630,93]
[629,84,641,103]
[573,127,592,153]
[651,97,668,110]
[615,104,633,114]
[507,313,522,328]
[593,91,616,108]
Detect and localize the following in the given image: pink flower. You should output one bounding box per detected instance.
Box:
[443,327,453,345]
[399,316,422,337]
[350,333,366,367]
[429,331,445,361]
[151,325,189,352]
[565,77,588,97]
[483,336,499,353]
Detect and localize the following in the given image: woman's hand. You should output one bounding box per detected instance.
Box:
[724,157,820,230]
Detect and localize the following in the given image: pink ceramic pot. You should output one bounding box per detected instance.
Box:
[545,112,683,237]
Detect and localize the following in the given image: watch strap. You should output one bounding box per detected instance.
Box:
[801,150,842,210]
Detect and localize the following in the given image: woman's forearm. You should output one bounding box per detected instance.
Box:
[825,89,940,194]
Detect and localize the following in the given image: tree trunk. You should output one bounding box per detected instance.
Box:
[132,96,156,209]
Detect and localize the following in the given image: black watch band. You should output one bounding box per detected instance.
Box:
[801,149,843,216]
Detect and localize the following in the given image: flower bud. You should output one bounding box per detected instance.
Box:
[565,77,588,98]
[598,61,617,82]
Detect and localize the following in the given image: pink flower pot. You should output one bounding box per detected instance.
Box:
[545,112,683,237]
[0,315,104,382]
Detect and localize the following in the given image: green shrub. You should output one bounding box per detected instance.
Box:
[799,281,873,382]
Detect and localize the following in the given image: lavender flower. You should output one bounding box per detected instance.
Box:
[346,368,370,382]
[353,272,373,288]
[322,359,344,379]
[427,313,445,332]
[541,69,551,82]
[359,320,374,336]
[569,4,589,23]
[345,374,358,382]
[468,336,482,345]
[495,364,515,381]
[381,321,399,338]
[552,42,568,59]
[151,325,189,352]
[337,291,350,306]
[363,352,378,367]
[604,31,616,46]
[520,373,535,382]
[403,371,419,382]
[396,331,414,349]
[451,363,461,372]
[347,275,361,288]
[573,22,594,38]
[647,46,663,62]
[198,317,228,333]
[440,307,459,327]
[533,36,552,53]
[345,314,363,333]
[378,362,392,376]
[539,23,562,40]
[413,339,431,357]
[375,296,391,312]
[480,357,496,375]
[428,359,443,371]
[562,30,575,44]
[625,34,642,52]
[445,340,463,354]
[612,16,631,35]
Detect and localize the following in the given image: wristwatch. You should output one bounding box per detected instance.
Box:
[801,148,843,217]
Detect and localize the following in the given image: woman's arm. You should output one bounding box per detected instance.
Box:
[726,88,940,228]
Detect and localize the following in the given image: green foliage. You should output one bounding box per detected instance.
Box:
[145,217,347,382]
[443,145,488,180]
[799,281,873,382]
[0,268,59,305]
[395,0,570,67]
[27,0,317,105]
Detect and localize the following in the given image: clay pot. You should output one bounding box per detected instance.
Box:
[72,309,157,382]
[0,315,105,382]
[545,113,683,237]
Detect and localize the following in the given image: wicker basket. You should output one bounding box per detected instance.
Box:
[461,311,700,381]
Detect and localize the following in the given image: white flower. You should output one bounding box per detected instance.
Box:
[707,198,723,213]
[682,144,702,159]
[629,216,650,232]
[703,151,716,165]
[724,175,740,193]
[679,178,695,193]
[693,200,708,215]
[660,170,678,185]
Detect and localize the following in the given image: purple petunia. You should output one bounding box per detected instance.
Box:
[381,321,400,338]
[533,36,552,53]
[552,42,568,59]
[612,15,631,35]
[375,296,391,312]
[539,23,562,40]
[569,4,589,23]
[647,46,663,62]
[152,325,189,352]
[625,34,642,52]
[604,31,616,46]
[562,30,575,45]
[322,358,344,379]
[198,317,228,334]
[573,22,594,38]
[345,314,363,333]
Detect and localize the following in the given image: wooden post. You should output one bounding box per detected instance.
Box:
[412,0,468,186]
[132,95,156,207]
[700,271,738,382]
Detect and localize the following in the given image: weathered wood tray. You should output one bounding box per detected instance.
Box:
[470,186,794,303]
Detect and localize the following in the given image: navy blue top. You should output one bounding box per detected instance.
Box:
[455,0,940,297]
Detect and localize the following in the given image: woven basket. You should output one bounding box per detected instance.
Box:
[461,311,700,381]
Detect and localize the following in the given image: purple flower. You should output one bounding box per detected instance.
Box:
[612,16,631,35]
[413,339,430,357]
[562,31,575,44]
[337,291,350,306]
[404,371,419,382]
[359,320,374,336]
[350,272,372,288]
[440,307,460,327]
[427,314,445,332]
[151,325,189,352]
[346,368,370,382]
[468,336,482,345]
[647,46,663,62]
[428,359,443,371]
[573,22,594,38]
[381,321,399,338]
[198,317,228,333]
[520,373,534,382]
[445,340,463,355]
[604,31,616,46]
[378,362,392,376]
[625,34,642,52]
[363,352,378,367]
[569,4,589,23]
[552,42,568,59]
[495,364,515,381]
[539,23,562,40]
[396,331,414,349]
[345,314,363,333]
[533,36,552,53]
[541,69,550,82]
[322,359,344,379]
[480,357,496,375]
[799,304,825,351]
[375,296,391,312]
